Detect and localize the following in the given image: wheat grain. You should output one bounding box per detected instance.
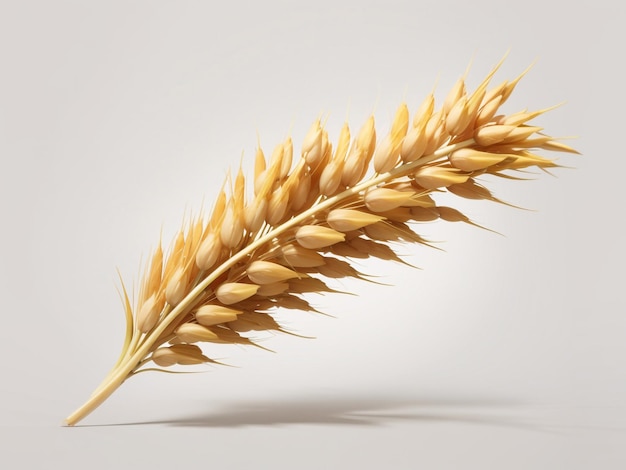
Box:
[64,56,578,426]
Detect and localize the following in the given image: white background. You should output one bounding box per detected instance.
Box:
[1,1,625,469]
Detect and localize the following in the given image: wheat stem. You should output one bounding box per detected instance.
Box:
[64,138,474,426]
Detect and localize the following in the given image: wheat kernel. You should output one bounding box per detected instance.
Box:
[215,283,260,305]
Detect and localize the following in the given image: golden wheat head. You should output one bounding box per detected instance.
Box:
[65,56,578,426]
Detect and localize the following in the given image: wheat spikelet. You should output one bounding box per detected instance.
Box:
[65,56,578,426]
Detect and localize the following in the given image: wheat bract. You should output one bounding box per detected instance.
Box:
[65,56,578,426]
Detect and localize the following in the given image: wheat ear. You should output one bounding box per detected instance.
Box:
[65,57,578,426]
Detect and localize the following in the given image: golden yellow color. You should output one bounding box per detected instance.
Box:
[65,56,579,426]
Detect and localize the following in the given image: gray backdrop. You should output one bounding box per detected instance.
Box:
[1,1,624,469]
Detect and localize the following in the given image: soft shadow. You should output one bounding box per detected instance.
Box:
[92,394,553,432]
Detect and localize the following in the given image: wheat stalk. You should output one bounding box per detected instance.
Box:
[64,56,578,426]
